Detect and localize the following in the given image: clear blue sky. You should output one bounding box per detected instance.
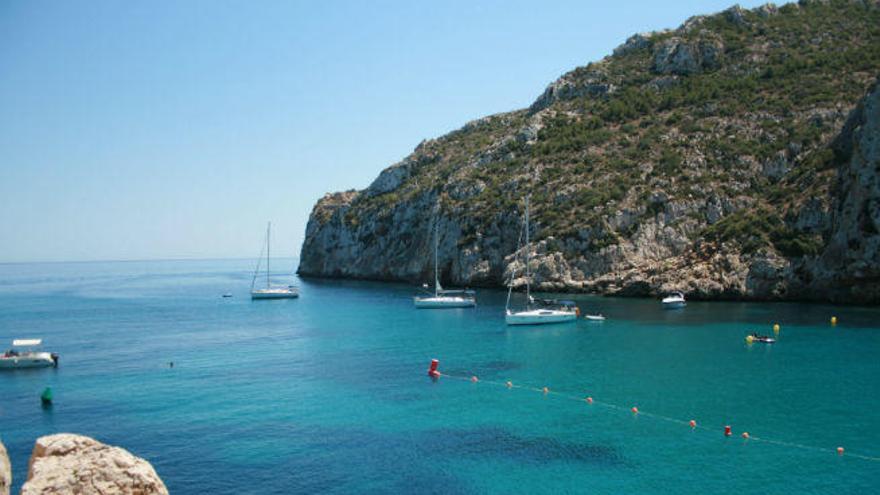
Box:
[0,0,772,263]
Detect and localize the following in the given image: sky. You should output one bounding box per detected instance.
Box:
[0,0,774,263]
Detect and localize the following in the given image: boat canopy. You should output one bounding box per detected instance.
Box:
[12,339,42,347]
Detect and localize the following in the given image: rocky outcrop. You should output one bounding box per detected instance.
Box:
[652,36,724,75]
[21,434,167,495]
[1,440,10,495]
[808,78,880,300]
[299,2,880,303]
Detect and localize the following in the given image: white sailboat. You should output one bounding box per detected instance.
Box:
[251,222,299,300]
[414,223,476,308]
[661,291,686,309]
[505,196,578,325]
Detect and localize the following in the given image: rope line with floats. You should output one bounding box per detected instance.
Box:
[425,359,880,463]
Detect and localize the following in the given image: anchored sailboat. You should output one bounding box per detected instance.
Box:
[251,222,299,300]
[414,222,476,308]
[505,196,578,325]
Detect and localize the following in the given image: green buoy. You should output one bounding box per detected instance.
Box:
[41,387,53,406]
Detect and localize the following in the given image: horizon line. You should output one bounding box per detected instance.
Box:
[0,255,301,266]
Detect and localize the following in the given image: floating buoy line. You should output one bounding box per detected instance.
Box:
[426,359,880,463]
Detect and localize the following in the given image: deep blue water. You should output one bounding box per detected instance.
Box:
[0,259,878,494]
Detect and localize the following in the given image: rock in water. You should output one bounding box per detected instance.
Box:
[21,434,167,495]
[0,439,10,495]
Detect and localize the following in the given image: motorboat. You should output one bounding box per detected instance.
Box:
[585,313,606,321]
[251,222,299,300]
[504,196,577,326]
[746,333,776,344]
[0,339,58,369]
[661,291,686,309]
[414,222,476,308]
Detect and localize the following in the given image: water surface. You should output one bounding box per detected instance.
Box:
[0,259,877,493]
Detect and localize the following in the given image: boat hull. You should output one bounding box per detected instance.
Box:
[414,296,476,308]
[0,353,55,369]
[505,310,578,325]
[661,301,686,309]
[251,289,299,300]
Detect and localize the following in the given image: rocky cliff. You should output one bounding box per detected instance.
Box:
[299,0,880,303]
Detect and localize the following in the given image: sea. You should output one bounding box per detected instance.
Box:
[0,259,877,494]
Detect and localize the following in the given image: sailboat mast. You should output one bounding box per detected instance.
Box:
[266,222,271,289]
[525,196,530,308]
[434,222,440,296]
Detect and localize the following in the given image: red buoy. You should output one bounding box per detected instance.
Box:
[631,406,638,414]
[427,359,440,378]
[689,420,696,428]
[586,396,593,404]
[837,447,844,455]
[724,425,732,437]
[471,375,479,383]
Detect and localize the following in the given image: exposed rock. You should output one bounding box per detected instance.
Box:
[530,67,616,112]
[21,434,167,495]
[754,3,779,17]
[613,33,653,57]
[652,36,724,75]
[810,77,880,301]
[1,439,10,495]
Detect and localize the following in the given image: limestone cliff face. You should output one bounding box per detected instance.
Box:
[299,1,880,303]
[21,434,167,495]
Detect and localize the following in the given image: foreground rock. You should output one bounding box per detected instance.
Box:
[22,434,167,495]
[1,439,10,495]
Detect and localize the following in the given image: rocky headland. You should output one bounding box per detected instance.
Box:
[299,1,880,304]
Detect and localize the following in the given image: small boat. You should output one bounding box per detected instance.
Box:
[414,223,476,308]
[251,222,299,300]
[661,291,686,309]
[746,333,776,344]
[505,196,577,326]
[585,314,606,321]
[222,293,233,298]
[0,339,58,369]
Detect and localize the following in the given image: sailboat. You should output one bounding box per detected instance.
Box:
[505,196,578,325]
[414,223,476,308]
[251,222,299,300]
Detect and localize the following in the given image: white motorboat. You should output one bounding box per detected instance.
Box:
[505,196,577,326]
[414,223,476,308]
[585,314,606,321]
[661,291,686,309]
[0,339,58,369]
[251,222,299,300]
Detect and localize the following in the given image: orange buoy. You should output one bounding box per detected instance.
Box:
[427,359,441,378]
[631,406,638,414]
[689,420,696,428]
[837,447,844,455]
[724,425,732,436]
[586,396,593,404]
[506,381,513,388]
[742,432,750,439]
[542,387,549,394]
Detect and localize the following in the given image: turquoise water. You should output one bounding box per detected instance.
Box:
[0,259,878,494]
